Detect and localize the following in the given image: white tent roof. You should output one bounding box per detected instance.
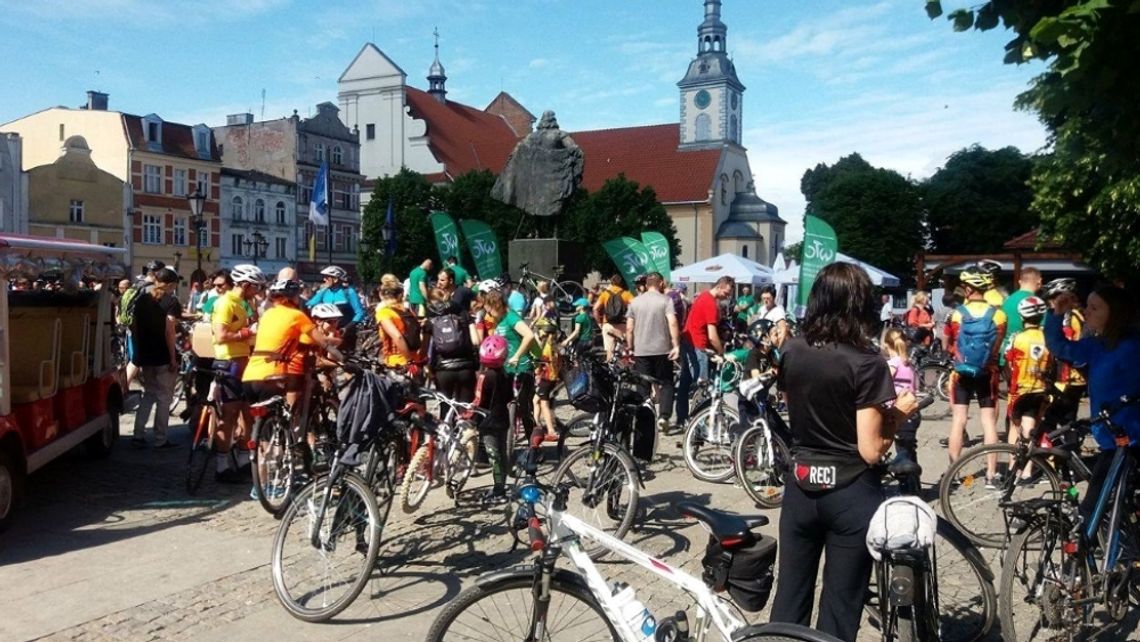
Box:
[672,253,774,286]
[772,252,900,287]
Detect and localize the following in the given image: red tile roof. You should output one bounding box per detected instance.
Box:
[1003,228,1064,250]
[572,124,720,203]
[404,87,519,179]
[121,114,221,161]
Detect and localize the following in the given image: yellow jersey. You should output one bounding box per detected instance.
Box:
[983,289,1005,307]
[243,305,315,382]
[1005,327,1052,396]
[212,289,251,360]
[375,302,409,367]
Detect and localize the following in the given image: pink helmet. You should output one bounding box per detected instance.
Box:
[479,335,509,368]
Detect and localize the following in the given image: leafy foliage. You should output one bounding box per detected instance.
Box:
[931,0,1140,283]
[358,168,437,286]
[801,154,924,284]
[923,145,1036,254]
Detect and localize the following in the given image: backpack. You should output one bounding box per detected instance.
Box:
[116,284,150,329]
[602,289,627,324]
[430,313,469,359]
[953,305,999,377]
[395,308,423,352]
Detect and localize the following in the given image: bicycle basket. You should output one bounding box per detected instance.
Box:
[701,534,777,612]
[865,496,937,561]
[566,362,606,412]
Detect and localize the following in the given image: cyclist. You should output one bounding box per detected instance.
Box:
[533,318,562,442]
[406,258,433,317]
[1003,296,1052,482]
[445,256,470,288]
[676,276,734,427]
[593,274,634,362]
[1041,277,1088,427]
[483,288,538,445]
[305,265,365,328]
[757,286,788,347]
[561,297,594,355]
[975,258,1006,307]
[375,284,418,368]
[211,263,266,483]
[474,335,512,504]
[425,290,479,403]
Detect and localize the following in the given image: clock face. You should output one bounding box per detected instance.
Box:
[731,92,738,110]
[694,90,711,110]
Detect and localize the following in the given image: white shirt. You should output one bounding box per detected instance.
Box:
[880,301,893,322]
[761,304,786,324]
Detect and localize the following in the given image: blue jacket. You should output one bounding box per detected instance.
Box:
[1044,312,1140,449]
[306,285,366,324]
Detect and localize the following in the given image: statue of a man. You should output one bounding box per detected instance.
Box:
[492,110,584,218]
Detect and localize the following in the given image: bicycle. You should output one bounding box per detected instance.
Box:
[733,373,792,509]
[517,262,587,318]
[427,477,845,642]
[398,389,481,512]
[997,395,1140,641]
[682,352,745,483]
[184,365,245,495]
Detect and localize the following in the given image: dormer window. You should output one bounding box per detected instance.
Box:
[143,114,163,150]
[192,124,212,159]
[315,143,326,163]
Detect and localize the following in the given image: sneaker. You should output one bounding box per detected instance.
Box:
[480,488,509,506]
[985,474,1004,490]
[657,418,670,433]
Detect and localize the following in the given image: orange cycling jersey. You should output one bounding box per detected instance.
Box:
[243,305,315,382]
[1054,310,1087,389]
[1005,327,1052,396]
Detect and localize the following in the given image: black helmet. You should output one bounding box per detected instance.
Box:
[975,259,1002,276]
[1042,277,1078,300]
[748,318,775,347]
[268,279,302,298]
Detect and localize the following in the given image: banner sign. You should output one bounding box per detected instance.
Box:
[602,236,654,289]
[458,219,503,279]
[796,214,839,307]
[428,211,462,265]
[640,231,672,281]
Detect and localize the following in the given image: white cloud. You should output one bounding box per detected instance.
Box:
[528,58,550,69]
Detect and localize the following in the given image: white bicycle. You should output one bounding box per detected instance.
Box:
[425,480,843,642]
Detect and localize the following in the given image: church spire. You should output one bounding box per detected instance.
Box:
[427,27,447,103]
[698,0,727,54]
[678,0,744,148]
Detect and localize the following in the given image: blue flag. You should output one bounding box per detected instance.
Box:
[384,194,397,257]
[308,161,329,226]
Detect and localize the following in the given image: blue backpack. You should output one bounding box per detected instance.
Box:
[954,306,999,377]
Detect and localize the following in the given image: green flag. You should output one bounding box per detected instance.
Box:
[428,211,462,265]
[640,231,672,281]
[458,219,503,279]
[602,237,654,289]
[797,214,839,307]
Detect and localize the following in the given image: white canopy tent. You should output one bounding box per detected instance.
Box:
[672,253,774,286]
[771,252,900,287]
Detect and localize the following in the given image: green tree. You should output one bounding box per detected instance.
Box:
[801,155,924,283]
[931,0,1140,283]
[358,168,437,287]
[923,145,1036,254]
[782,241,802,263]
[435,169,535,272]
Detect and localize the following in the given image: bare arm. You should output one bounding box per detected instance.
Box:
[707,324,723,354]
[625,316,635,353]
[667,313,680,360]
[379,316,409,355]
[510,320,535,364]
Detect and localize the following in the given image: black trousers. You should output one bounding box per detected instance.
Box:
[435,368,476,404]
[770,469,883,642]
[633,354,674,422]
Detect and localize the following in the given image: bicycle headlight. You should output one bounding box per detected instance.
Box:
[519,484,543,505]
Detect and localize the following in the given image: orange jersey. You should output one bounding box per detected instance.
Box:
[1054,310,1087,389]
[243,305,315,381]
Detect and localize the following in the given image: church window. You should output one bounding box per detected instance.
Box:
[742,245,749,259]
[695,113,711,141]
[366,124,375,140]
[730,116,739,144]
[332,145,343,165]
[720,174,729,205]
[734,170,745,194]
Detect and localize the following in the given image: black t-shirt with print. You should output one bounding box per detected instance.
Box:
[779,337,895,488]
[131,292,176,367]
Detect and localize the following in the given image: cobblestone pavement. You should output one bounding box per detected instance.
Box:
[1,398,1134,641]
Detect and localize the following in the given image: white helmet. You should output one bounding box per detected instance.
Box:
[320,265,348,281]
[477,279,501,293]
[310,303,343,319]
[231,264,267,286]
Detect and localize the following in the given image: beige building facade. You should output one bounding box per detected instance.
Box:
[26,135,129,248]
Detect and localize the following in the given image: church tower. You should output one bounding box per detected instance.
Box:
[678,0,745,148]
[427,28,447,103]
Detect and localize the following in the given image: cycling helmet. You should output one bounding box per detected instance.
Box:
[1017,296,1047,321]
[267,279,302,298]
[958,267,993,291]
[975,259,1003,276]
[534,318,557,336]
[477,279,501,293]
[748,318,775,346]
[310,303,343,319]
[572,297,589,308]
[230,264,267,286]
[320,265,348,281]
[479,334,509,368]
[1042,277,1078,300]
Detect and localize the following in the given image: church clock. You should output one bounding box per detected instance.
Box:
[694,89,711,110]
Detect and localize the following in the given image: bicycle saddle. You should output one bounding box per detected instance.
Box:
[677,501,768,545]
[887,458,922,480]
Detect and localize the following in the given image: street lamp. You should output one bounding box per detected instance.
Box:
[243,230,269,266]
[381,220,394,257]
[187,189,207,275]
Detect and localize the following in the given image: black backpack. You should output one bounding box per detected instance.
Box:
[603,290,627,324]
[430,313,469,359]
[395,308,423,352]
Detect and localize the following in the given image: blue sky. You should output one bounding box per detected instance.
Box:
[0,0,1047,244]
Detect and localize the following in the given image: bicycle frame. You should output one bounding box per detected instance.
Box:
[1083,443,1135,573]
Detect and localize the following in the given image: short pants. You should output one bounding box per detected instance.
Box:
[951,369,998,408]
[211,358,248,403]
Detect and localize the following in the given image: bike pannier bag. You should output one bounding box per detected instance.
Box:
[701,534,777,612]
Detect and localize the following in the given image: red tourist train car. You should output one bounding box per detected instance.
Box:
[0,234,127,529]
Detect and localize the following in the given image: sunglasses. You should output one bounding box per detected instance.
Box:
[213,282,227,287]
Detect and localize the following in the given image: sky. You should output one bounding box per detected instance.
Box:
[0,0,1048,244]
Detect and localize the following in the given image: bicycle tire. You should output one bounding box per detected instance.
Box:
[939,442,1060,548]
[999,518,1091,641]
[916,364,951,419]
[170,374,187,413]
[444,424,478,501]
[426,568,617,641]
[271,471,381,622]
[566,412,596,439]
[553,280,586,317]
[734,622,846,642]
[400,443,435,513]
[185,404,213,495]
[682,404,740,483]
[551,442,640,560]
[734,424,790,509]
[251,410,301,518]
[362,439,399,532]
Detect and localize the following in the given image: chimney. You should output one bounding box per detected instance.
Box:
[226,113,254,126]
[86,91,109,111]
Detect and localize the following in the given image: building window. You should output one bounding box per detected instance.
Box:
[275,201,287,225]
[173,168,188,196]
[366,124,375,140]
[231,233,245,256]
[742,244,749,259]
[147,122,160,142]
[734,170,745,194]
[315,143,325,162]
[173,217,187,246]
[695,113,711,141]
[720,174,729,205]
[143,164,162,193]
[275,237,287,259]
[196,171,209,195]
[232,196,244,221]
[142,214,162,245]
[300,186,312,204]
[345,225,357,253]
[332,145,343,165]
[730,116,739,144]
[69,199,84,223]
[254,199,266,223]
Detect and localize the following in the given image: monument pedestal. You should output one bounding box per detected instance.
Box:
[508,238,584,283]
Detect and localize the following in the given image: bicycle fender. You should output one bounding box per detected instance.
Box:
[936,517,995,583]
[474,565,593,593]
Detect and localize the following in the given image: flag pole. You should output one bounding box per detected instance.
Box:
[326,166,333,268]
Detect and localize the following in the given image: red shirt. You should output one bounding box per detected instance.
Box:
[683,291,720,350]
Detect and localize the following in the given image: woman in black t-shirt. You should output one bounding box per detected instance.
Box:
[769,263,918,642]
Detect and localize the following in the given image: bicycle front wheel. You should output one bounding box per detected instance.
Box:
[734,423,790,509]
[939,443,1060,548]
[400,443,435,513]
[426,571,617,641]
[553,280,587,317]
[444,424,478,501]
[551,442,639,559]
[916,364,951,419]
[682,404,740,482]
[734,622,845,642]
[271,472,381,622]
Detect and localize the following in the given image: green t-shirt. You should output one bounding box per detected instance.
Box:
[201,294,254,319]
[573,312,594,344]
[1000,289,1032,365]
[496,309,533,375]
[448,263,470,286]
[407,266,428,305]
[735,295,756,322]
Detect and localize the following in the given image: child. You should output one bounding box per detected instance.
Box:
[883,328,920,465]
[1005,297,1052,468]
[560,297,594,355]
[533,319,562,443]
[529,280,550,323]
[475,335,512,504]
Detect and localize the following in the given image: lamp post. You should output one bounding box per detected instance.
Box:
[381,220,394,256]
[244,230,269,266]
[187,189,207,275]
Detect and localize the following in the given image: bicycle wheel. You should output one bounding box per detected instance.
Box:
[566,412,596,439]
[551,442,639,560]
[185,404,214,495]
[682,404,740,483]
[400,442,435,513]
[426,570,617,641]
[170,373,187,413]
[916,364,951,419]
[734,622,845,642]
[999,519,1091,641]
[251,411,302,517]
[270,472,381,622]
[939,443,1060,548]
[444,423,478,500]
[362,438,399,532]
[734,423,790,509]
[553,280,586,317]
